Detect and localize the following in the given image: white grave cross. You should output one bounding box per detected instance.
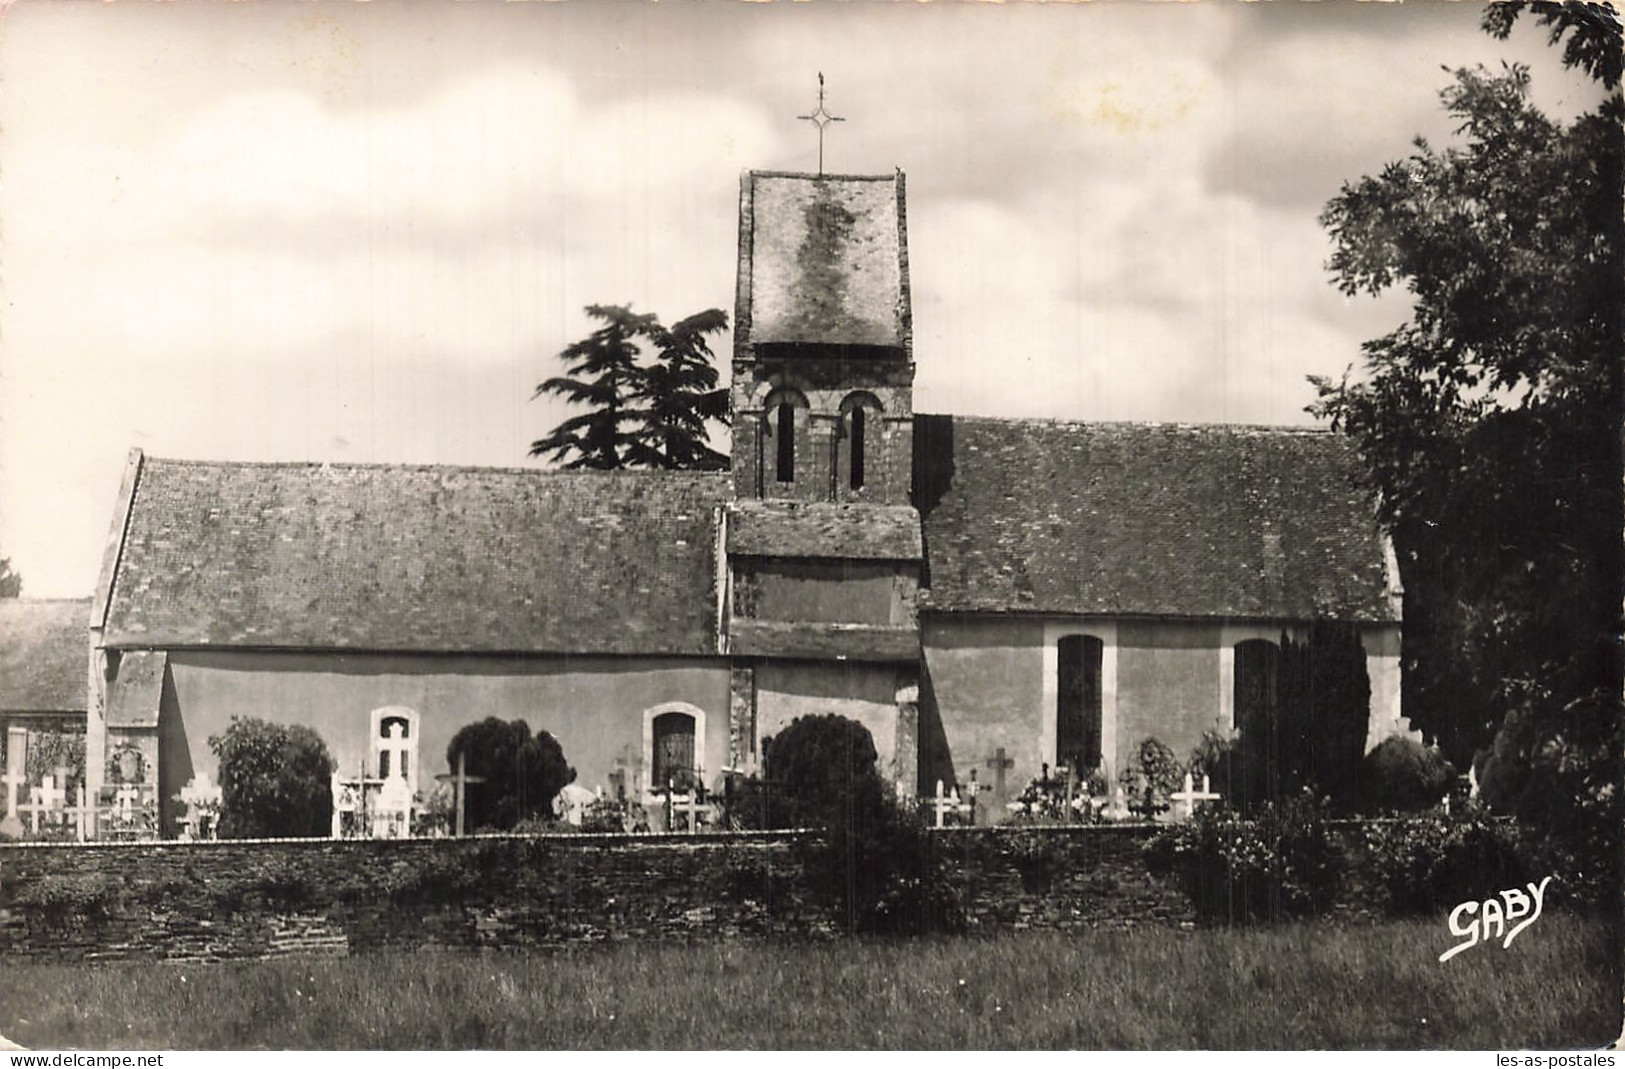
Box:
[0,726,27,838]
[114,783,142,821]
[932,779,971,829]
[1170,772,1221,819]
[64,786,95,842]
[24,774,67,834]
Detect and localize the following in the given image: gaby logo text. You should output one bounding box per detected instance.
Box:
[1439,875,1552,963]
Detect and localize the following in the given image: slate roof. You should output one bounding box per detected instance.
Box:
[0,599,90,712]
[727,500,922,560]
[106,650,165,728]
[739,172,908,351]
[915,417,1397,623]
[102,457,730,655]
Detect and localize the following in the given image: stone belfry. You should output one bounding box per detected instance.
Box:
[721,170,923,793]
[729,170,914,502]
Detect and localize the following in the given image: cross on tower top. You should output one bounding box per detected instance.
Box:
[797,72,845,176]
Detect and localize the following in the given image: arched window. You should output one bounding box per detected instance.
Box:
[1233,639,1279,737]
[642,701,709,796]
[761,386,808,490]
[850,406,866,490]
[652,711,697,791]
[1056,635,1104,773]
[775,401,795,483]
[837,392,883,496]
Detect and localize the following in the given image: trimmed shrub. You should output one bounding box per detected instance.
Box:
[445,718,576,831]
[1363,806,1528,916]
[767,713,963,935]
[1359,736,1455,813]
[1145,792,1342,925]
[210,717,335,839]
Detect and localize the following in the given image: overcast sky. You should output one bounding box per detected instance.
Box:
[0,0,1604,598]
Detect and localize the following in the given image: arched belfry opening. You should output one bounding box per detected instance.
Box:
[836,391,884,497]
[759,385,809,494]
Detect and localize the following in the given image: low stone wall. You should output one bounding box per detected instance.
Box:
[0,824,1245,962]
[939,825,1194,931]
[0,832,833,963]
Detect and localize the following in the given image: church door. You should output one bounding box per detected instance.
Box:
[1056,635,1104,774]
[652,712,697,791]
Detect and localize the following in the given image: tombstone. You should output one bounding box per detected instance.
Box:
[1105,781,1130,821]
[374,774,413,839]
[613,746,644,800]
[0,726,27,838]
[177,771,223,840]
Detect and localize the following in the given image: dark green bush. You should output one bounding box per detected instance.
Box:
[1145,792,1342,925]
[1359,736,1455,813]
[445,718,576,831]
[1363,806,1529,916]
[210,717,335,839]
[766,713,963,935]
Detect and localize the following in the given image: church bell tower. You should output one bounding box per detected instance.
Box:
[721,170,923,794]
[729,170,915,503]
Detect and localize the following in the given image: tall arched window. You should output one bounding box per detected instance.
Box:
[837,391,883,497]
[1056,635,1104,773]
[762,386,808,490]
[849,406,866,490]
[1234,639,1279,737]
[775,401,795,483]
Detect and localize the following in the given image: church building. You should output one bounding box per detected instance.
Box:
[87,169,1406,836]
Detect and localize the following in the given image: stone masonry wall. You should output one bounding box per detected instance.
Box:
[0,833,832,963]
[0,824,1415,963]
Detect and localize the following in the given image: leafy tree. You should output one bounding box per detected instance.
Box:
[1312,1,1621,898]
[626,309,730,471]
[0,557,21,598]
[210,717,335,839]
[445,717,575,831]
[530,305,729,470]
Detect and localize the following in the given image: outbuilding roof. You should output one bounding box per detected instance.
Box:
[0,598,90,712]
[726,500,922,560]
[914,416,1398,623]
[101,456,729,656]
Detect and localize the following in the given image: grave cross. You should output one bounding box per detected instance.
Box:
[932,779,954,829]
[984,748,1015,799]
[434,751,487,838]
[26,774,67,834]
[114,783,141,820]
[64,786,94,843]
[0,725,27,838]
[797,72,845,176]
[1170,772,1222,819]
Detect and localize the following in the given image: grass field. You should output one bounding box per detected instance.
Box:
[1,914,1617,1050]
